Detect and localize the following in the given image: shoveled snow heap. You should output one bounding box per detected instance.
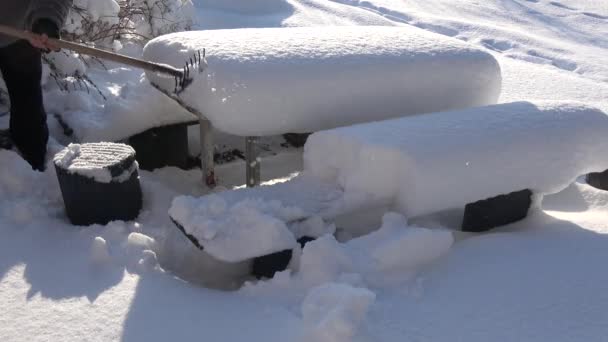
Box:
[169,176,344,262]
[143,26,502,136]
[305,101,608,218]
[53,142,138,183]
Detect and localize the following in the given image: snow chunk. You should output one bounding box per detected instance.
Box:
[298,235,354,285]
[144,26,501,136]
[305,101,608,218]
[90,236,111,264]
[126,232,156,251]
[169,195,298,262]
[301,283,376,342]
[347,213,454,271]
[136,249,159,272]
[53,143,136,183]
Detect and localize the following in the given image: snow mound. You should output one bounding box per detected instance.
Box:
[90,236,111,265]
[347,213,453,272]
[144,26,501,136]
[297,214,453,286]
[305,101,608,218]
[301,283,375,342]
[168,176,348,262]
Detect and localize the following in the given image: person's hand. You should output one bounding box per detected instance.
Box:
[30,19,61,52]
[27,33,60,52]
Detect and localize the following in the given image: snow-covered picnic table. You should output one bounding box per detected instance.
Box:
[144,26,502,185]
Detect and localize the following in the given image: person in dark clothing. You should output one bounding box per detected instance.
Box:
[0,0,72,171]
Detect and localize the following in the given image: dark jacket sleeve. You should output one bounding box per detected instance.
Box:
[26,0,73,30]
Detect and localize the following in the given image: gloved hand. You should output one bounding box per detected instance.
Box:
[29,19,61,52]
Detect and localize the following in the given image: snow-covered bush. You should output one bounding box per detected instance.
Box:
[0,0,194,105]
[64,0,194,45]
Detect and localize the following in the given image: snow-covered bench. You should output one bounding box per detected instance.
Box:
[168,101,608,275]
[51,81,199,171]
[144,26,502,186]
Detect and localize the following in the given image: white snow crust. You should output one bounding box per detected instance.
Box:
[143,26,502,136]
[305,101,608,218]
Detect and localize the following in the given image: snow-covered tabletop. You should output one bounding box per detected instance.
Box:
[144,26,502,136]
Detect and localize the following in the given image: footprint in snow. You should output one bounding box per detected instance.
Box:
[582,12,608,20]
[549,1,577,11]
[480,38,516,52]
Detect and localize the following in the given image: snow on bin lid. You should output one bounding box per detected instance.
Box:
[53,143,137,183]
[144,26,502,136]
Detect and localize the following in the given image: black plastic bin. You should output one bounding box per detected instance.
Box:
[54,143,143,226]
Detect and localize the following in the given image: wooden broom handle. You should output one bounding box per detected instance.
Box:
[0,24,184,78]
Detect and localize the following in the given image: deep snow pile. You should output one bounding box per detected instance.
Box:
[144,26,501,136]
[169,176,342,261]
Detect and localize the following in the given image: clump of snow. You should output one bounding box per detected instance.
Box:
[295,214,453,287]
[305,101,608,218]
[126,232,156,251]
[297,235,354,285]
[53,142,137,183]
[347,213,454,272]
[144,26,501,136]
[91,236,111,264]
[136,249,160,272]
[300,283,376,342]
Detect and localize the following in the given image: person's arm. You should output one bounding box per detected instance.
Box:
[26,0,73,51]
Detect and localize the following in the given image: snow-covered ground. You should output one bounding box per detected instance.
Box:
[2,0,608,341]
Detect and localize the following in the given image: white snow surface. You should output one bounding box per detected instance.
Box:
[305,101,608,217]
[2,0,608,341]
[144,26,501,136]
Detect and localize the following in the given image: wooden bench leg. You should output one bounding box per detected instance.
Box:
[199,119,216,187]
[246,136,261,187]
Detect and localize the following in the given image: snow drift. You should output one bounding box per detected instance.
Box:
[143,26,502,136]
[305,101,608,218]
